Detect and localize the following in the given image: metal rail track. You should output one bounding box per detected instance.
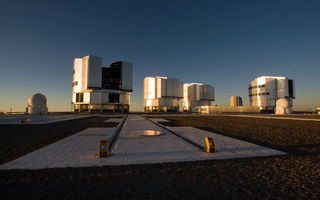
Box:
[141,115,205,151]
[109,114,128,151]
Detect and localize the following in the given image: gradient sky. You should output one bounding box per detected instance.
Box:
[0,0,319,112]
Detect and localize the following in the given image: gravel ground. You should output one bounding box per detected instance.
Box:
[228,114,320,119]
[274,114,320,119]
[1,155,319,199]
[1,115,320,199]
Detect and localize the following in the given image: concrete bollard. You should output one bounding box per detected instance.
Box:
[21,118,26,124]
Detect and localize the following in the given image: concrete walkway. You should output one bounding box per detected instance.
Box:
[111,115,202,164]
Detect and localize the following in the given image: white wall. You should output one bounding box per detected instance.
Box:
[72,93,76,103]
[83,55,102,88]
[166,78,183,98]
[83,92,91,103]
[90,91,101,104]
[120,93,130,104]
[166,78,173,97]
[144,77,156,100]
[73,58,84,93]
[101,92,109,103]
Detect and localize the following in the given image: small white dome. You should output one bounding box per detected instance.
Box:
[276,98,292,108]
[28,93,47,106]
[275,98,293,114]
[26,93,48,115]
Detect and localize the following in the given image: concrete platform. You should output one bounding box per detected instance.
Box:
[152,118,170,122]
[168,126,283,158]
[0,115,286,170]
[104,118,123,123]
[0,128,116,169]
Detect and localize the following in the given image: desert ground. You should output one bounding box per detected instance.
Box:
[1,114,319,199]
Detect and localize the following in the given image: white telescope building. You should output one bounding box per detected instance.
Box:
[72,55,132,112]
[144,76,183,112]
[230,96,243,107]
[183,83,215,111]
[248,76,295,112]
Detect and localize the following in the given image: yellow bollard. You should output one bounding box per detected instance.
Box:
[100,140,109,158]
[21,118,26,124]
[204,137,216,153]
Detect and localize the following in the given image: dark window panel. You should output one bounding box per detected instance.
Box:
[109,93,120,103]
[288,79,294,98]
[102,62,122,90]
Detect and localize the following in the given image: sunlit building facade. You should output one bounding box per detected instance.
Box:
[72,55,133,112]
[230,96,242,107]
[248,76,295,112]
[183,83,215,111]
[144,76,183,112]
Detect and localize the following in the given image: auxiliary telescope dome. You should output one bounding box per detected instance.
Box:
[28,93,47,106]
[26,93,48,115]
[275,98,293,115]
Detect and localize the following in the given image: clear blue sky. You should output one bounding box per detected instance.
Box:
[0,0,319,112]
